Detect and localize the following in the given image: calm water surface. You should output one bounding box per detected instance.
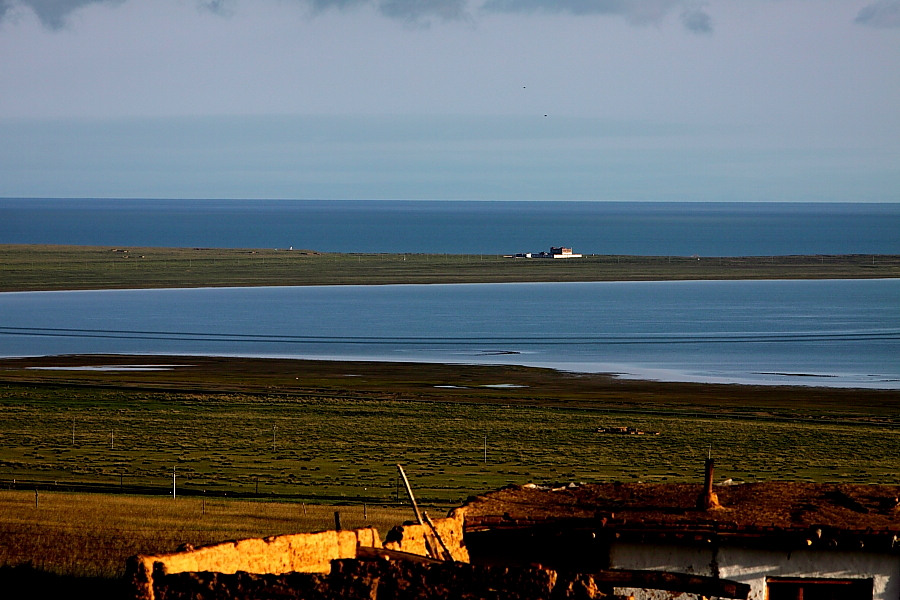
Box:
[1,279,897,388]
[2,199,899,255]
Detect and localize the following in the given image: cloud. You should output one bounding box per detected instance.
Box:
[306,0,369,11]
[1,0,120,29]
[480,0,712,32]
[1,0,235,28]
[378,0,468,24]
[855,0,900,28]
[681,6,711,34]
[198,0,234,17]
[1,0,710,31]
[302,0,468,24]
[481,0,679,24]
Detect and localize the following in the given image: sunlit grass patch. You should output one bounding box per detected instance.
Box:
[0,490,410,579]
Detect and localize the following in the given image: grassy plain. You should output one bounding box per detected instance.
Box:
[1,356,897,505]
[1,355,898,591]
[0,490,406,578]
[0,490,408,598]
[2,244,898,291]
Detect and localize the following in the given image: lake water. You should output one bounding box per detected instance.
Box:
[1,279,897,389]
[2,199,899,256]
[3,199,898,387]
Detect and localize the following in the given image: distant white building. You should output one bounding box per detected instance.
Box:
[508,246,582,259]
[550,246,582,259]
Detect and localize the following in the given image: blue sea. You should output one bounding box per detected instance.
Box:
[2,198,899,255]
[1,199,898,387]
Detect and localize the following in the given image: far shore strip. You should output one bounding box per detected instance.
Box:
[1,245,898,292]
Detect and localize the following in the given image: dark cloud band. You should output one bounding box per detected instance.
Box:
[681,7,711,34]
[480,0,711,33]
[1,0,693,30]
[3,0,121,29]
[5,0,896,34]
[855,0,900,28]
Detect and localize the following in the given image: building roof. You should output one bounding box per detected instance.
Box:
[462,482,900,553]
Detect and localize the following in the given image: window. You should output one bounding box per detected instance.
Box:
[767,577,873,600]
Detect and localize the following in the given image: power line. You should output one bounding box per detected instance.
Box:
[0,325,897,346]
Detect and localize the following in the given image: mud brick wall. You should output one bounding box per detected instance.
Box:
[151,559,632,600]
[383,509,470,563]
[126,512,472,600]
[127,527,381,600]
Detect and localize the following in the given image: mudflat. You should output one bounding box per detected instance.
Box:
[2,354,897,419]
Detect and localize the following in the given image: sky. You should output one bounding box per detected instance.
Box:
[0,0,898,201]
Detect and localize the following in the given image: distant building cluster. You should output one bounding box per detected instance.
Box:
[507,246,583,259]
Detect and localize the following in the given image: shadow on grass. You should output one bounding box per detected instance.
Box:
[0,564,126,600]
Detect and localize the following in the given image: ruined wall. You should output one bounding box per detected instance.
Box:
[127,527,381,600]
[383,508,470,563]
[150,559,633,600]
[126,512,472,600]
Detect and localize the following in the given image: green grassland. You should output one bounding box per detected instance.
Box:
[2,245,898,291]
[1,357,897,507]
[0,355,898,590]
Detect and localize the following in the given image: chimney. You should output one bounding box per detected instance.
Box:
[697,458,721,510]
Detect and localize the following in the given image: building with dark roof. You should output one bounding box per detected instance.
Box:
[461,473,900,599]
